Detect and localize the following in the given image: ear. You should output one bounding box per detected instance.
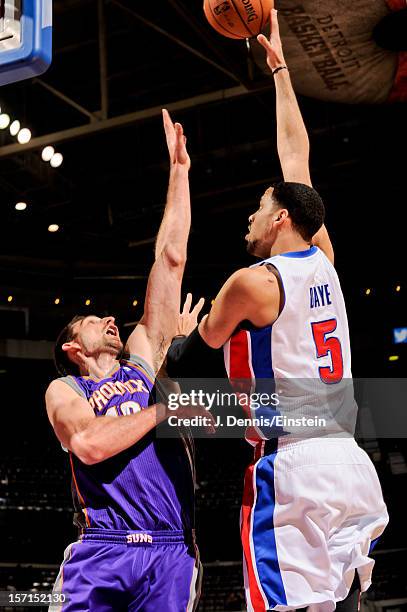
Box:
[62,340,81,353]
[275,208,289,225]
[61,340,84,368]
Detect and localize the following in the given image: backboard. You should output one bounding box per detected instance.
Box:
[0,0,52,86]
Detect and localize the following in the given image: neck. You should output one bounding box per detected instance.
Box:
[268,233,311,258]
[79,352,119,380]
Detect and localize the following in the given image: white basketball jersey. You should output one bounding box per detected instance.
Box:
[259,245,351,380]
[224,246,356,441]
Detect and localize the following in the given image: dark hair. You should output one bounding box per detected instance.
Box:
[272,182,325,241]
[54,315,87,377]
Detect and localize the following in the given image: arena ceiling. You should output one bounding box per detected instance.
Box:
[0,0,405,343]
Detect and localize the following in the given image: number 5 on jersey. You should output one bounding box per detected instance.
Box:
[311,319,344,384]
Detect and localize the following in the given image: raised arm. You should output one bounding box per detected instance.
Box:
[257,11,334,264]
[125,110,191,373]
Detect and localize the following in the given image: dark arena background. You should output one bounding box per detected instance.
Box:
[0,0,406,611]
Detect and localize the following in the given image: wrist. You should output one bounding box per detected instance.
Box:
[272,65,288,76]
[170,162,190,175]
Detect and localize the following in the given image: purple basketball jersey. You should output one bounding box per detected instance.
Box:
[59,355,194,533]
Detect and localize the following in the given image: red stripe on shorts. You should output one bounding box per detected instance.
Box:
[241,462,266,612]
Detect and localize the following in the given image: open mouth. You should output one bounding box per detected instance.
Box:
[105,325,118,338]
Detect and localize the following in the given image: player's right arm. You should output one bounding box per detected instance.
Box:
[123,110,191,374]
[257,10,334,264]
[45,379,167,465]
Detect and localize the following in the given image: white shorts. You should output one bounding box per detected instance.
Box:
[241,437,389,612]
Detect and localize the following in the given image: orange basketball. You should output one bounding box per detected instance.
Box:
[203,0,274,39]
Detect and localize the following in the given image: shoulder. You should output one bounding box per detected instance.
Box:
[227,266,279,298]
[229,265,277,284]
[46,378,68,397]
[46,377,85,404]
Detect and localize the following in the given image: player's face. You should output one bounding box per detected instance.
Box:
[246,188,279,258]
[71,315,123,356]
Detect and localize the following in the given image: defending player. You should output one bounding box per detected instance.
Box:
[46,111,205,611]
[167,10,388,612]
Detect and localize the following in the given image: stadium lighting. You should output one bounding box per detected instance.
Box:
[17,128,32,144]
[42,146,55,161]
[15,202,27,211]
[48,224,59,233]
[10,120,20,136]
[50,152,63,168]
[0,113,10,129]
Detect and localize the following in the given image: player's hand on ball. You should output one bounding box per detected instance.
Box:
[177,293,205,337]
[162,108,191,170]
[257,9,286,73]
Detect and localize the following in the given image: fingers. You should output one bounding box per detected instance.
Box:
[162,108,173,136]
[175,122,185,146]
[162,108,173,129]
[163,109,176,158]
[257,33,272,52]
[175,123,184,140]
[271,8,280,40]
[181,294,205,316]
[191,297,205,317]
[182,293,193,315]
[175,123,189,166]
[163,112,186,143]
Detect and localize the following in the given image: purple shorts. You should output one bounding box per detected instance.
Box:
[51,529,202,612]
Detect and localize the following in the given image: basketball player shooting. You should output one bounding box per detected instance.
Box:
[45,110,207,611]
[167,10,389,612]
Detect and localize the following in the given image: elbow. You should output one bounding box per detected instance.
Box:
[162,245,187,269]
[70,431,105,466]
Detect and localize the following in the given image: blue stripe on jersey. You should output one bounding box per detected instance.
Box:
[249,326,274,380]
[252,454,287,608]
[280,245,318,258]
[369,537,380,553]
[249,326,275,404]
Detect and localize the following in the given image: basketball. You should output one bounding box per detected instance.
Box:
[203,0,274,39]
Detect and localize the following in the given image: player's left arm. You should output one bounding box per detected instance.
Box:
[258,10,334,265]
[198,267,280,349]
[124,110,191,373]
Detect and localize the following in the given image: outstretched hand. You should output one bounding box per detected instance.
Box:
[176,293,205,337]
[162,108,191,170]
[257,9,286,73]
